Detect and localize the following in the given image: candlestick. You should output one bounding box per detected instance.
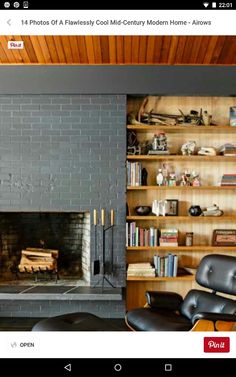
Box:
[101,209,105,226]
[110,209,114,226]
[93,209,97,226]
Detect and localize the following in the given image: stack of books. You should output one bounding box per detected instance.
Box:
[159,229,178,247]
[221,174,236,186]
[220,143,236,156]
[127,263,156,277]
[153,254,178,277]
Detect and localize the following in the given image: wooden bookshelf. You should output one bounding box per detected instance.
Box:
[126,95,236,310]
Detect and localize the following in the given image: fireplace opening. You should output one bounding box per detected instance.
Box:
[0,212,90,284]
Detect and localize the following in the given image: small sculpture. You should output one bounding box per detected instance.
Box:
[141,168,148,186]
[168,173,176,186]
[152,200,168,216]
[162,163,169,186]
[151,133,168,152]
[202,204,223,217]
[191,171,201,186]
[127,131,138,147]
[179,170,201,186]
[156,169,164,186]
[184,170,192,186]
[152,200,160,216]
[198,147,216,156]
[149,133,169,155]
[127,131,141,155]
[181,141,196,155]
[180,174,187,186]
[202,111,212,126]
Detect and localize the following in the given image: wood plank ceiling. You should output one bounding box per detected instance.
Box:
[0,36,235,64]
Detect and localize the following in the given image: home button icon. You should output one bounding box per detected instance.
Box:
[114,363,122,372]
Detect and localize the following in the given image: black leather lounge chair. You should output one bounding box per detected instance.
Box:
[126,254,236,331]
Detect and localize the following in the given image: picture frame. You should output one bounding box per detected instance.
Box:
[165,199,179,216]
[230,107,236,127]
[212,229,236,246]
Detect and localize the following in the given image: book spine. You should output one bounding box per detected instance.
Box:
[173,255,178,277]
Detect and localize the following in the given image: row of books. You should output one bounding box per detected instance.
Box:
[126,161,142,186]
[154,254,178,277]
[126,222,159,246]
[126,223,179,247]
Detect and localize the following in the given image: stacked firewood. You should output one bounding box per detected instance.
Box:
[18,248,58,273]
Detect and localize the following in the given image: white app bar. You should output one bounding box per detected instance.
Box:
[0,332,235,358]
[0,10,234,35]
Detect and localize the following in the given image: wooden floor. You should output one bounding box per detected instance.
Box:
[0,318,128,331]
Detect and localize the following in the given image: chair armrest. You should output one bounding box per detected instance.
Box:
[146,291,183,311]
[192,312,236,325]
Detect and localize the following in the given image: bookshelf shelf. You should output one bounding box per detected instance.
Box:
[126,216,236,221]
[127,124,236,133]
[127,186,236,191]
[127,246,236,252]
[127,155,236,161]
[127,275,194,282]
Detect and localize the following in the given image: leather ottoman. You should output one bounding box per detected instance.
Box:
[32,312,121,331]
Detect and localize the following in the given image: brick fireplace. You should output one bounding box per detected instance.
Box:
[0,94,126,318]
[0,212,90,283]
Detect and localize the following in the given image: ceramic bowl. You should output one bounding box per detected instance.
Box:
[135,206,152,216]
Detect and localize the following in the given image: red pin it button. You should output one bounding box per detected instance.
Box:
[204,337,230,353]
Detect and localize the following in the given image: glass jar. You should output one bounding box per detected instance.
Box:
[185,232,193,246]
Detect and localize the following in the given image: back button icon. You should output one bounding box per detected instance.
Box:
[64,364,71,372]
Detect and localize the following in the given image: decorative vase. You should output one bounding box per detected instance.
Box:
[156,169,164,186]
[141,168,148,186]
[188,205,202,216]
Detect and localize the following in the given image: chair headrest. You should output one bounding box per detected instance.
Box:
[196,254,236,295]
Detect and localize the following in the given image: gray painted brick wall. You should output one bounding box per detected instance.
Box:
[0,94,126,300]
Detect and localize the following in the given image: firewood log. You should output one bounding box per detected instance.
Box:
[26,248,59,258]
